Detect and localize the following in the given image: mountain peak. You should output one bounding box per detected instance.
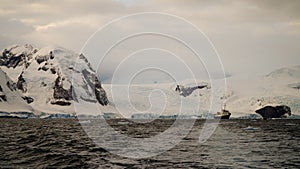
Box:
[0,44,38,69]
[266,65,300,79]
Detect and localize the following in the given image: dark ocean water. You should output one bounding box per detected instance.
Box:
[0,119,299,168]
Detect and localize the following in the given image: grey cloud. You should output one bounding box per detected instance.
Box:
[0,0,299,78]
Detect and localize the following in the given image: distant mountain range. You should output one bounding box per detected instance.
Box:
[0,44,299,119]
[100,64,300,119]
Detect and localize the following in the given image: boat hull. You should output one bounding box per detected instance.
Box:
[214,114,231,119]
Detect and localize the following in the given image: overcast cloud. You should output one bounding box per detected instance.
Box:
[0,0,300,78]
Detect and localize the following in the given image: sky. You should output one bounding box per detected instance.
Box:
[0,0,300,80]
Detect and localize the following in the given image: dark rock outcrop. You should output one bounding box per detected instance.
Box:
[0,84,7,102]
[36,55,49,64]
[79,54,94,71]
[49,51,54,59]
[53,75,73,101]
[50,67,56,74]
[50,100,71,106]
[255,105,291,120]
[51,74,79,106]
[82,69,108,106]
[95,79,109,106]
[22,96,34,104]
[0,45,36,68]
[16,73,27,93]
[0,51,23,68]
[175,84,208,97]
[288,83,300,90]
[0,94,7,102]
[41,64,49,71]
[6,81,16,91]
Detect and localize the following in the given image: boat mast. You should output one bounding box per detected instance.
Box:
[223,103,226,110]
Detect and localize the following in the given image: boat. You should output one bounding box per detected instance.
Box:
[214,104,231,119]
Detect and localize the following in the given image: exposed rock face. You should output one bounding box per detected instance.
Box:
[175,84,208,97]
[255,105,291,120]
[50,100,72,106]
[51,75,73,106]
[0,51,24,68]
[82,69,108,106]
[21,96,34,104]
[53,75,73,100]
[36,55,49,64]
[96,84,109,106]
[6,80,16,91]
[0,85,7,102]
[0,44,36,68]
[0,95,7,102]
[16,73,27,93]
[79,54,94,71]
[288,83,300,90]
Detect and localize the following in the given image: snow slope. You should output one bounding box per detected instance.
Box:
[0,68,34,117]
[100,80,219,118]
[101,65,300,118]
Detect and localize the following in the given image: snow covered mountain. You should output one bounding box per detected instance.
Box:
[0,44,299,119]
[0,44,108,118]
